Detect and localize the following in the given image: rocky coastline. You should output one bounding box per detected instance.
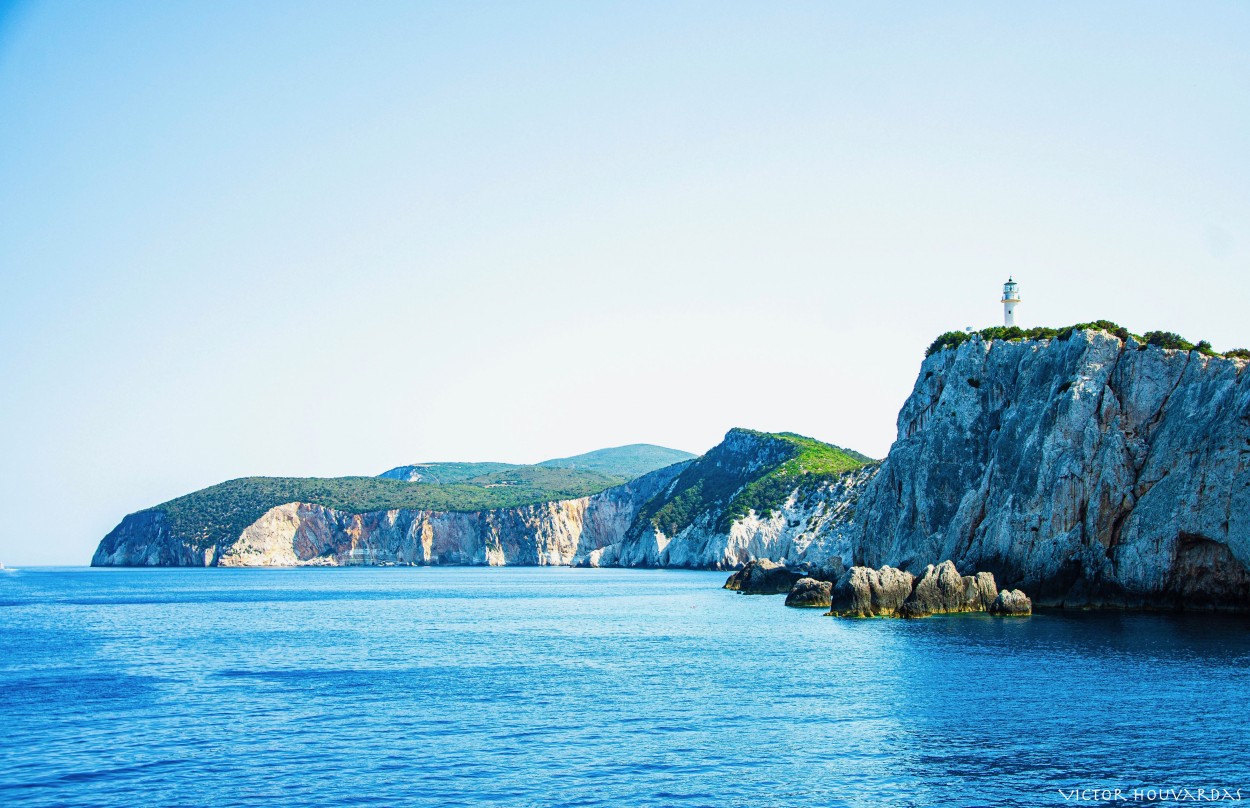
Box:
[91,327,1250,613]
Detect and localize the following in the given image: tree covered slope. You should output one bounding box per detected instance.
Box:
[633,428,875,537]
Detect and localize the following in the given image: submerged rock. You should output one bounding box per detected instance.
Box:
[989,589,1033,616]
[785,577,833,608]
[723,559,802,594]
[827,565,916,617]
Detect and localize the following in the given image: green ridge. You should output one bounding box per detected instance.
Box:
[537,444,696,479]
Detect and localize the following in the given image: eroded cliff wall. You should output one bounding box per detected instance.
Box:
[853,330,1250,609]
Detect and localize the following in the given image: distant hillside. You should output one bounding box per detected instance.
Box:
[377,462,518,484]
[378,444,694,484]
[132,468,625,552]
[536,444,696,479]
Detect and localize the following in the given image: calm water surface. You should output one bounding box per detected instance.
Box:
[1,567,1248,807]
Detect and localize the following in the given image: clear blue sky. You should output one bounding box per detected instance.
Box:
[1,1,1247,564]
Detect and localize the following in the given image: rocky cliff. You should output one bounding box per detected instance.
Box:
[852,329,1250,610]
[92,429,874,570]
[92,463,686,567]
[582,429,874,570]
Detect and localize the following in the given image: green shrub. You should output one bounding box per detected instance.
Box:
[1142,331,1195,351]
[1224,348,1250,359]
[979,325,1061,342]
[1057,320,1134,342]
[925,331,970,357]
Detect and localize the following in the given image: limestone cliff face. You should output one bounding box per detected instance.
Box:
[585,465,874,571]
[852,330,1250,610]
[97,463,685,568]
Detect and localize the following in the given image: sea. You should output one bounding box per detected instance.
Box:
[1,566,1248,808]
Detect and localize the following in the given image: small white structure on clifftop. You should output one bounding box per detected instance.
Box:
[1001,277,1020,326]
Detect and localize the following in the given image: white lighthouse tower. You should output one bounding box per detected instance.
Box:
[1001,276,1020,326]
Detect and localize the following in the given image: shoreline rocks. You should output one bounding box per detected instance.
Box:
[897,562,999,618]
[784,577,833,608]
[723,559,803,594]
[817,561,1032,619]
[825,565,916,617]
[989,589,1034,616]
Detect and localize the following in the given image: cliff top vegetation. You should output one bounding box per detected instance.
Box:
[925,321,1249,360]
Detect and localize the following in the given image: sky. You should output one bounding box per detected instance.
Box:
[1,1,1247,564]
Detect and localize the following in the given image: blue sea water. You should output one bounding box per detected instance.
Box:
[1,567,1248,808]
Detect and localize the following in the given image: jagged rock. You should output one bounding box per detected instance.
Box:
[898,561,1000,617]
[964,571,999,611]
[723,559,802,594]
[899,561,966,617]
[785,577,833,608]
[827,565,916,617]
[828,561,1019,618]
[989,589,1033,616]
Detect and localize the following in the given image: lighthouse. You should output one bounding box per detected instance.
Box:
[1001,277,1020,326]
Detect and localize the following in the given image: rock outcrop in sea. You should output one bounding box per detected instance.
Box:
[722,559,803,595]
[820,560,1028,619]
[784,577,834,608]
[989,590,1033,616]
[824,565,916,617]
